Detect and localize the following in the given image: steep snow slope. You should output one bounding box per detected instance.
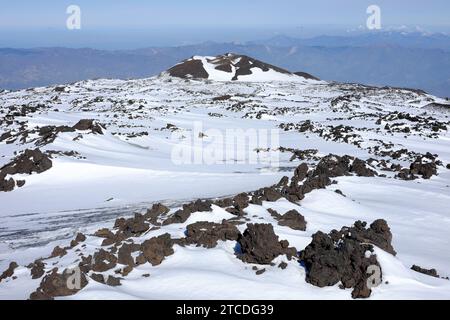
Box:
[0,56,449,299]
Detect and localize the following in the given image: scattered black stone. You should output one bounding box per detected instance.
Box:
[255,268,266,275]
[411,265,439,278]
[73,119,103,134]
[184,220,240,248]
[278,262,288,270]
[212,95,232,101]
[237,223,297,264]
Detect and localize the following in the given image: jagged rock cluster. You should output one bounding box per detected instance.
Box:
[0,153,409,300]
[300,219,395,298]
[237,223,297,264]
[0,148,52,192]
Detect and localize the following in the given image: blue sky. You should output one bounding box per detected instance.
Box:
[2,0,449,28]
[1,1,449,48]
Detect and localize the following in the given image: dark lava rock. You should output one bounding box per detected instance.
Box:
[16,179,26,187]
[163,209,190,225]
[410,160,437,179]
[255,268,266,275]
[212,95,232,101]
[92,249,118,272]
[0,177,15,192]
[167,58,209,79]
[300,219,396,299]
[267,208,281,219]
[141,233,174,266]
[38,125,74,144]
[114,213,149,237]
[313,154,351,178]
[163,200,212,225]
[294,71,320,81]
[396,168,417,181]
[294,163,309,181]
[94,228,115,239]
[75,232,86,242]
[29,268,88,300]
[185,220,240,248]
[118,243,140,266]
[411,265,439,278]
[1,149,52,176]
[0,262,18,283]
[214,197,233,208]
[145,203,170,224]
[106,275,121,287]
[28,260,45,279]
[350,158,376,177]
[364,219,396,256]
[277,209,307,231]
[300,175,332,194]
[261,187,282,202]
[237,223,297,264]
[225,193,249,215]
[90,273,105,284]
[73,119,103,134]
[183,199,213,213]
[70,232,87,247]
[50,246,67,258]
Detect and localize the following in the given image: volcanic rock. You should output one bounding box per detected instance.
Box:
[140,233,174,266]
[185,220,240,248]
[29,268,88,300]
[411,265,439,278]
[237,223,296,264]
[0,262,18,283]
[277,209,307,231]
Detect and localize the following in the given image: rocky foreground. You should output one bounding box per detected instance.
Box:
[1,154,448,299]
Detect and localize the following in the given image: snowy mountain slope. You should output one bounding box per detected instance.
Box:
[0,54,450,300]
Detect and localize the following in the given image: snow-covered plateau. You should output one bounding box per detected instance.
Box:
[0,54,449,300]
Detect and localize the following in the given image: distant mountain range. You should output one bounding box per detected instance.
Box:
[0,31,449,97]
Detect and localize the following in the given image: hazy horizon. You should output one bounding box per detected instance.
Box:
[1,0,450,49]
